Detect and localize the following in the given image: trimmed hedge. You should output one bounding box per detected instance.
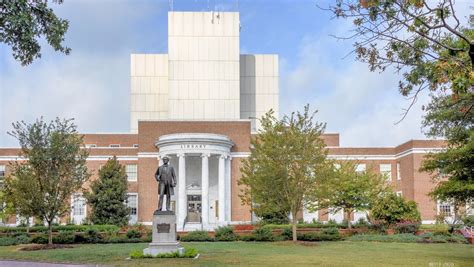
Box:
[0,225,120,234]
[215,226,238,241]
[348,233,467,244]
[180,231,214,242]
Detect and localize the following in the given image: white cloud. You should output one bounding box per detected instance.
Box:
[0,1,166,146]
[280,25,429,147]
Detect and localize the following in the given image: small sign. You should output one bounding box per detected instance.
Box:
[157,223,170,233]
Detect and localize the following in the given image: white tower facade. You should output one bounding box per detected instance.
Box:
[130,11,279,133]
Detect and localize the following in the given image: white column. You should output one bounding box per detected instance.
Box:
[201,153,210,229]
[178,153,186,228]
[218,154,226,224]
[225,157,232,221]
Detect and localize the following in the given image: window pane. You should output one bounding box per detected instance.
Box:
[127,195,138,215]
[126,164,137,181]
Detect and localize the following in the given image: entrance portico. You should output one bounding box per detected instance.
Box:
[155,133,234,230]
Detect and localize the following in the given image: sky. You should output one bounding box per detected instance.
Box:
[0,0,472,147]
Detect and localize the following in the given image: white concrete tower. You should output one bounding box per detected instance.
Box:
[168,12,241,120]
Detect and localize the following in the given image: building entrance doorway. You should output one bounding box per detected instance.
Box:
[187,195,202,223]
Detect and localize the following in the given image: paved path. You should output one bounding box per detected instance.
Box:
[0,261,104,267]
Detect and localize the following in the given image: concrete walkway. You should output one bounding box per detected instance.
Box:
[0,261,104,267]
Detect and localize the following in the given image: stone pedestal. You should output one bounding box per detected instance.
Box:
[143,210,182,256]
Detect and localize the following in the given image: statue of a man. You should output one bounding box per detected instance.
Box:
[154,156,177,211]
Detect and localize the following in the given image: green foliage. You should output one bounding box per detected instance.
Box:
[4,118,90,244]
[180,231,214,242]
[297,229,341,242]
[316,161,390,229]
[31,235,48,244]
[239,235,256,241]
[0,224,119,234]
[53,232,75,244]
[0,1,71,65]
[327,0,474,211]
[85,157,130,226]
[370,192,421,225]
[256,210,290,225]
[0,237,19,246]
[280,227,293,240]
[130,248,198,259]
[348,232,467,244]
[463,215,474,226]
[418,232,467,244]
[126,229,141,239]
[394,222,420,234]
[214,226,238,241]
[240,105,332,241]
[252,227,273,241]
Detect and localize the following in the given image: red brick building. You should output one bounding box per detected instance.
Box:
[0,11,453,229]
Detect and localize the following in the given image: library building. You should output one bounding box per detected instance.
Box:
[0,11,457,230]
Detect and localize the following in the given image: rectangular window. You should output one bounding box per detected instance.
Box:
[380,164,392,181]
[0,165,5,178]
[397,162,401,180]
[0,165,5,185]
[127,194,138,216]
[396,191,403,197]
[72,194,85,216]
[133,144,139,148]
[126,164,137,181]
[438,202,453,216]
[109,144,120,148]
[356,164,366,173]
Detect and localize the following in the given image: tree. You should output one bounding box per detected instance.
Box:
[370,192,421,226]
[85,156,130,226]
[315,161,390,229]
[324,0,473,211]
[6,118,89,245]
[421,93,474,222]
[0,0,71,66]
[239,105,332,241]
[2,164,39,233]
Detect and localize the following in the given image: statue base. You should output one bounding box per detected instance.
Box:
[143,210,182,256]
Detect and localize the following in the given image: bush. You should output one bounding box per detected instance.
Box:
[371,193,421,226]
[394,222,420,234]
[280,227,293,240]
[52,232,75,244]
[30,234,48,244]
[348,233,468,244]
[180,231,214,242]
[85,228,102,243]
[130,248,198,259]
[297,228,341,241]
[239,235,256,241]
[11,233,30,244]
[0,224,120,234]
[419,232,468,244]
[0,237,19,246]
[253,227,273,241]
[126,229,141,239]
[214,226,238,241]
[463,215,474,227]
[352,218,369,228]
[348,233,421,243]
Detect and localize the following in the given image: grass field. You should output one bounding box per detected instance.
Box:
[0,241,472,266]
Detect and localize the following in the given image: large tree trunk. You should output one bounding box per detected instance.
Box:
[48,221,53,245]
[292,212,298,242]
[346,210,352,230]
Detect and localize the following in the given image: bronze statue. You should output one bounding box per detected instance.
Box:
[155,156,177,211]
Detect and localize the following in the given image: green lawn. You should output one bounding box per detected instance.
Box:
[0,242,472,266]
